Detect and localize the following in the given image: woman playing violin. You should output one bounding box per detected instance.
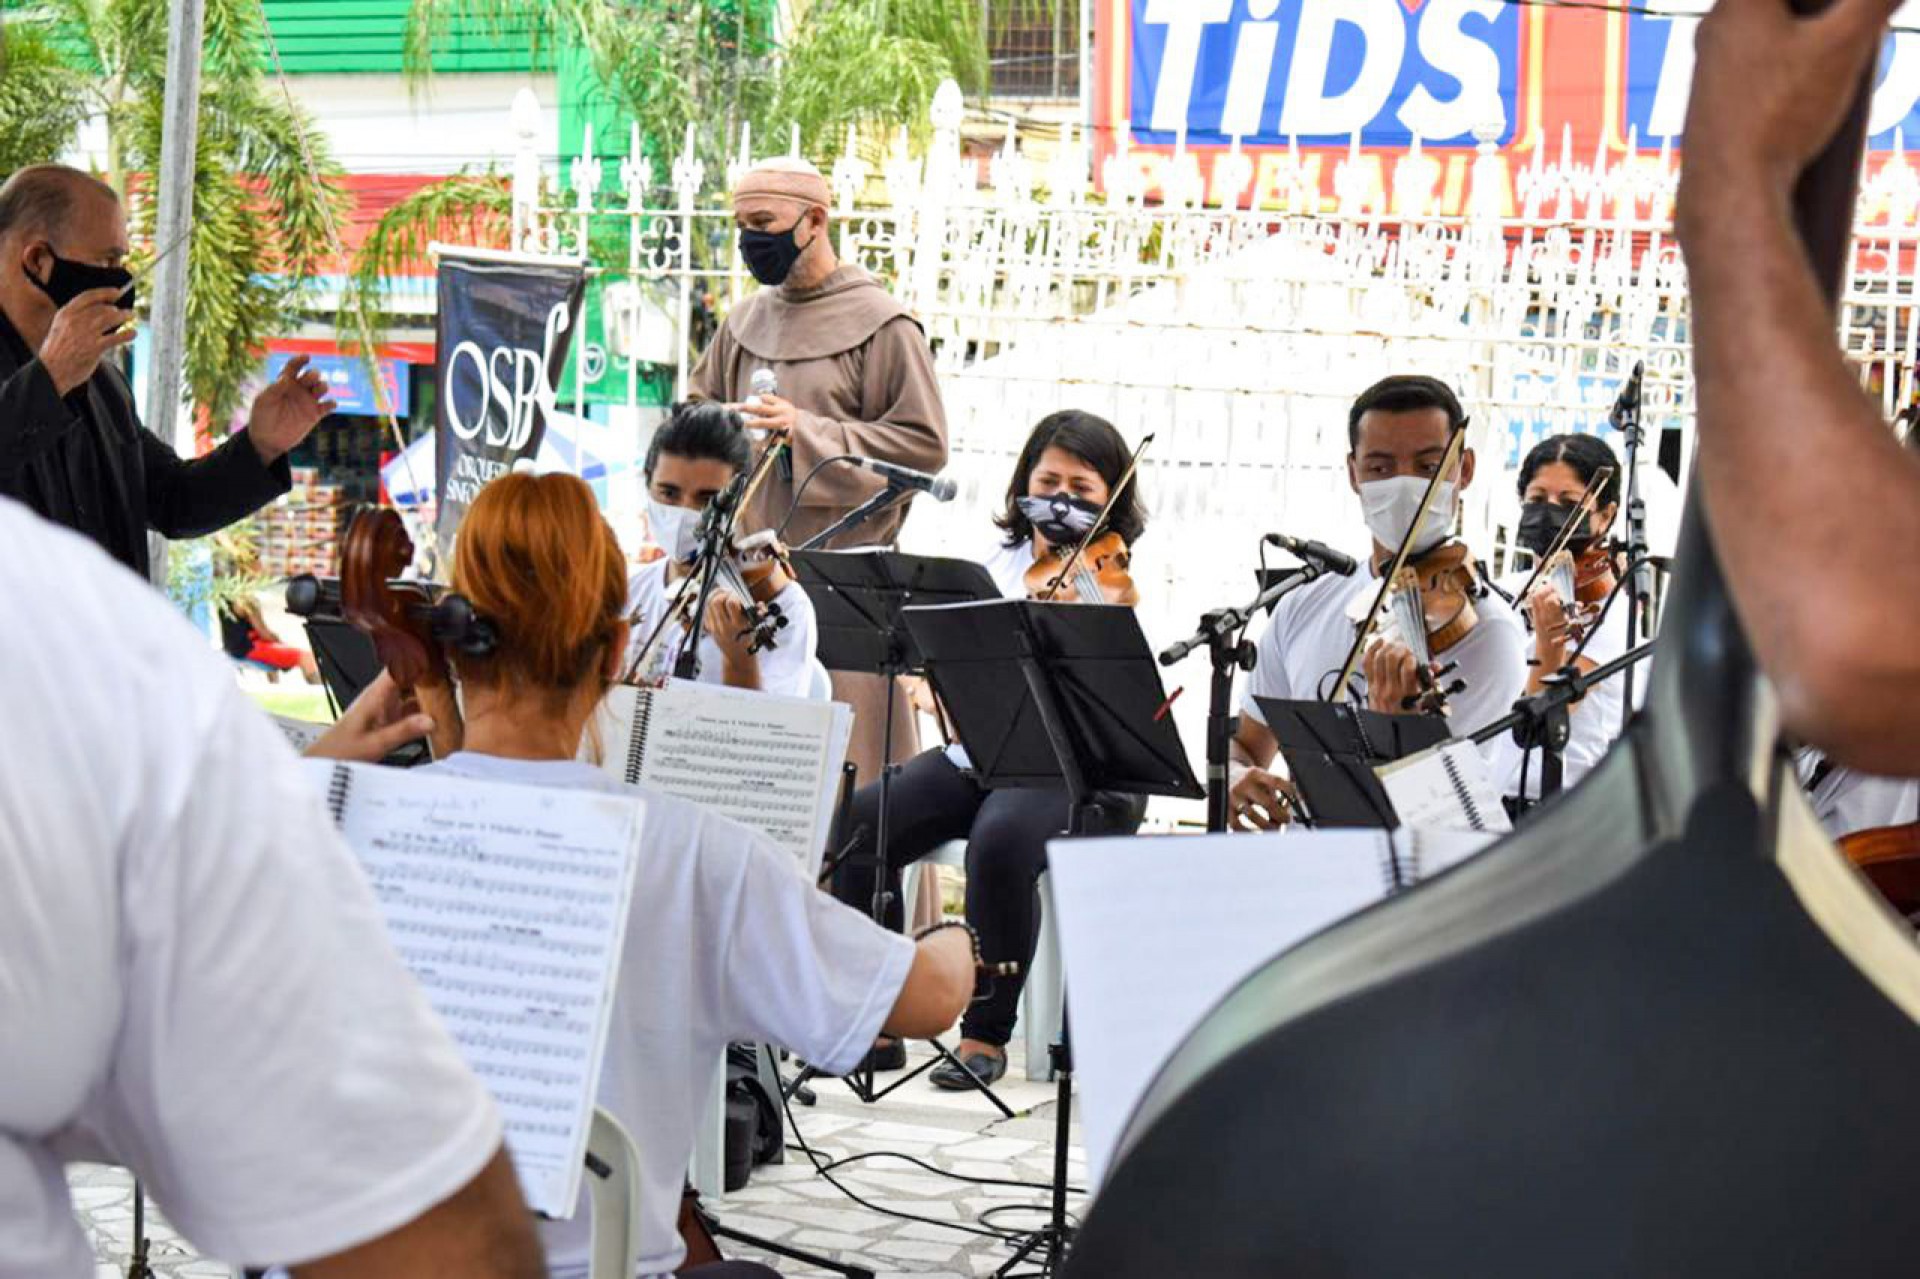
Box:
[832,409,1150,1090]
[626,401,826,696]
[1502,433,1630,792]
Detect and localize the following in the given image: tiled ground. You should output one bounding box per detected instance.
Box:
[75,1039,1085,1279]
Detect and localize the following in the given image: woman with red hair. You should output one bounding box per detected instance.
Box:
[364,472,974,1279]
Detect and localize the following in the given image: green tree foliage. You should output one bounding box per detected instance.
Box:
[0,17,90,174]
[0,0,349,427]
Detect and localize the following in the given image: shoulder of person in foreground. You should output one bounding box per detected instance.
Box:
[0,500,543,1278]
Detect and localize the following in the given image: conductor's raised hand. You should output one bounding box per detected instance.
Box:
[247,354,336,464]
[1680,0,1900,209]
[38,286,135,396]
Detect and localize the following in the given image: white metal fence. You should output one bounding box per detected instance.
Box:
[511,89,1920,761]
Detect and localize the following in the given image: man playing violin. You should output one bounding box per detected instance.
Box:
[624,401,825,697]
[1227,375,1527,829]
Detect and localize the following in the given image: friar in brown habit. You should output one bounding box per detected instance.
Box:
[689,156,949,787]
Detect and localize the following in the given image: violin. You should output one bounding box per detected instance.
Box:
[1838,822,1920,918]
[1025,529,1140,606]
[338,507,495,758]
[1024,434,1152,606]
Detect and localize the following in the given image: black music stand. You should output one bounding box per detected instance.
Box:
[902,599,1201,1278]
[1256,697,1449,830]
[785,549,1009,1114]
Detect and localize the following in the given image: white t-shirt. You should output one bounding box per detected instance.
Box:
[1795,751,1920,841]
[1497,568,1634,794]
[0,500,502,1277]
[624,558,824,697]
[1240,555,1529,763]
[421,752,915,1279]
[979,538,1039,598]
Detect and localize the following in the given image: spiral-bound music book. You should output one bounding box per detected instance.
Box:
[1375,739,1513,835]
[591,680,852,876]
[303,760,642,1220]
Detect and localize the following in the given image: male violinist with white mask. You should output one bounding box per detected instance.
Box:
[1226,375,1527,830]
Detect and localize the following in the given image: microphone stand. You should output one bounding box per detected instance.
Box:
[672,475,746,681]
[797,478,917,551]
[1610,360,1652,734]
[1161,564,1334,832]
[1469,641,1658,812]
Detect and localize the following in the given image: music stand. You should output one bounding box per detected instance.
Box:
[785,550,1009,1114]
[1255,697,1448,830]
[902,599,1201,1278]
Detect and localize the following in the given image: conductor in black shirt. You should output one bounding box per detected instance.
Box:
[0,164,333,576]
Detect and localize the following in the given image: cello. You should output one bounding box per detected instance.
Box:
[338,507,494,760]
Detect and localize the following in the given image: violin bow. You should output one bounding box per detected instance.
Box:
[1037,432,1154,601]
[1327,421,1469,704]
[1512,464,1616,606]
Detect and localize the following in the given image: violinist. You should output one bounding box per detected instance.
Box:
[624,401,824,696]
[831,410,1150,1090]
[1227,376,1526,829]
[379,470,974,1279]
[1501,433,1631,792]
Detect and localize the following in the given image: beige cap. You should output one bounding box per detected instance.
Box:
[732,156,832,213]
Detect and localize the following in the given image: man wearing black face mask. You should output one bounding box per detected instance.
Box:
[688,156,949,790]
[0,164,333,577]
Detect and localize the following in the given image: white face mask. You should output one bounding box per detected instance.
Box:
[1359,475,1458,559]
[646,497,703,564]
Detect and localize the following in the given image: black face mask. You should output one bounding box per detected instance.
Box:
[1517,500,1595,557]
[1019,492,1103,546]
[738,225,806,287]
[29,248,135,310]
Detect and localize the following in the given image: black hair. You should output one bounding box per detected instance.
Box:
[645,401,751,479]
[1517,433,1622,508]
[0,164,116,243]
[1347,375,1467,453]
[995,409,1148,548]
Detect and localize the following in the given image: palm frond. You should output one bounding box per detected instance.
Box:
[340,171,512,345]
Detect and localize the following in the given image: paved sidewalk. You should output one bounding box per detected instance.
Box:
[75,1040,1087,1279]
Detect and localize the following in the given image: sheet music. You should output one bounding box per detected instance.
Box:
[1377,739,1514,834]
[593,680,850,875]
[1048,830,1407,1187]
[303,760,641,1220]
[272,713,328,753]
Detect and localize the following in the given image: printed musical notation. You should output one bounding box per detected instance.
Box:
[304,760,642,1221]
[594,679,853,875]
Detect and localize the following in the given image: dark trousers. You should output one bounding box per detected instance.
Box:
[683,1262,781,1277]
[832,750,1145,1046]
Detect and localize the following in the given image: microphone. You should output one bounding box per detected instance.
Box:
[1263,533,1358,576]
[747,367,778,405]
[846,456,958,502]
[1609,360,1644,429]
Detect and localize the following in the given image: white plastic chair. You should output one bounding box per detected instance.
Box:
[904,842,1064,1082]
[586,1106,644,1279]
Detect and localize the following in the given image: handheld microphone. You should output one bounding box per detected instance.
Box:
[847,456,958,502]
[1263,533,1358,576]
[747,367,778,405]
